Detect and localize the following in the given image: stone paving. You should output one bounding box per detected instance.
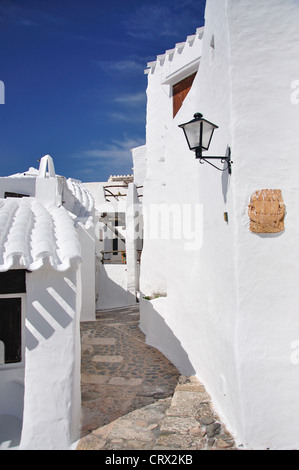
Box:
[77,305,238,451]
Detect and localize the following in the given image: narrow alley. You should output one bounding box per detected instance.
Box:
[77,306,237,451]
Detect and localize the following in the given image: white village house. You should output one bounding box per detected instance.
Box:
[0,155,96,449]
[84,175,143,311]
[1,0,299,451]
[0,156,142,449]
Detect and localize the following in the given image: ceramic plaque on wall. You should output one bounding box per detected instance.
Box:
[248,189,285,233]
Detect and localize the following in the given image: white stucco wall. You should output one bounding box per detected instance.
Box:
[140,31,204,296]
[0,369,25,419]
[139,0,299,450]
[139,0,239,431]
[140,296,196,375]
[83,182,106,209]
[20,267,81,450]
[227,0,299,449]
[141,0,241,440]
[132,145,147,187]
[163,0,240,441]
[96,264,136,310]
[126,183,142,297]
[0,177,36,198]
[76,224,96,321]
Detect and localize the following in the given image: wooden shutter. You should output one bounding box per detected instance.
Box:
[0,298,22,364]
[173,72,197,118]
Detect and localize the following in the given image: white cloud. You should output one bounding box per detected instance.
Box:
[114,91,146,106]
[107,111,145,123]
[93,58,145,75]
[74,136,145,169]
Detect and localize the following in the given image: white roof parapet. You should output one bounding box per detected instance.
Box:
[175,42,186,50]
[8,167,39,178]
[146,60,157,69]
[186,34,196,43]
[165,48,176,56]
[0,197,81,272]
[108,174,134,182]
[196,26,205,38]
[144,26,204,74]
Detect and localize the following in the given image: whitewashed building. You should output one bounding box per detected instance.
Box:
[0,155,96,450]
[135,0,299,450]
[0,156,143,449]
[84,175,143,310]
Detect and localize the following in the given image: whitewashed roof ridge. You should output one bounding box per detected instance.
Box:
[144,26,204,75]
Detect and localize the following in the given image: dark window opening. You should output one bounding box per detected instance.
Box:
[112,237,118,255]
[0,298,22,364]
[0,270,26,294]
[113,214,119,255]
[4,192,30,199]
[173,72,197,118]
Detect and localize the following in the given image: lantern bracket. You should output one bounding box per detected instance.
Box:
[196,147,232,174]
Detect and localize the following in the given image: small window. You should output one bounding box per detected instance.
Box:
[4,192,29,198]
[0,270,26,294]
[0,298,22,364]
[0,271,26,366]
[113,214,119,255]
[173,72,197,118]
[112,237,118,255]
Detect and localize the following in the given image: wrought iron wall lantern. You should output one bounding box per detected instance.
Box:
[179,113,232,174]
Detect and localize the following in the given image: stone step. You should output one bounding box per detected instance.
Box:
[76,397,172,450]
[153,376,237,450]
[76,376,238,451]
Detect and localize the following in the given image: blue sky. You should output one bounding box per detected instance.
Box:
[0,0,206,182]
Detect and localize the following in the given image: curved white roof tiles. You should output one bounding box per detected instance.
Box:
[65,178,95,220]
[0,198,81,272]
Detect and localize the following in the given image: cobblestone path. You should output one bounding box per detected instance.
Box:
[78,305,238,450]
[80,305,180,437]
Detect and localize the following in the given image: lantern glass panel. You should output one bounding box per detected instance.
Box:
[181,120,201,150]
[201,119,218,150]
[180,116,218,152]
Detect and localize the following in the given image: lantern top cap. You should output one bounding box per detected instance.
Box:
[193,113,203,120]
[179,112,219,129]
